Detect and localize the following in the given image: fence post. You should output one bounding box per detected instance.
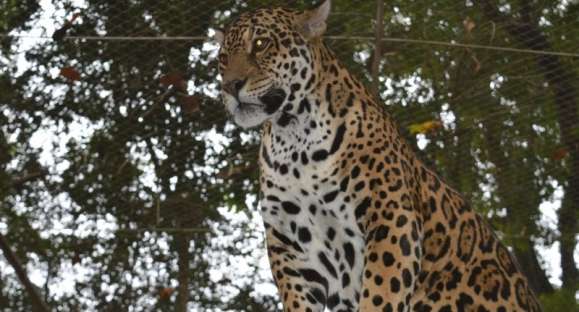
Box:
[371,0,385,99]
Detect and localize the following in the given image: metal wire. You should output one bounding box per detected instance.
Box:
[2,34,578,57]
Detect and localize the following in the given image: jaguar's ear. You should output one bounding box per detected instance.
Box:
[297,0,331,40]
[214,28,225,45]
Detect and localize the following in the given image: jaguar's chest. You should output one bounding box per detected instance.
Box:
[259,139,366,306]
[259,136,352,226]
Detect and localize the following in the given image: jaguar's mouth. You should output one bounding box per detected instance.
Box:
[237,102,262,109]
[260,88,287,114]
[233,88,287,114]
[222,87,288,128]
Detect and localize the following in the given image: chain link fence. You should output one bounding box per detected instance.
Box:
[0,0,578,311]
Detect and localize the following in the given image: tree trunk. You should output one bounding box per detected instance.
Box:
[481,105,554,295]
[175,233,191,312]
[445,25,553,294]
[479,0,578,294]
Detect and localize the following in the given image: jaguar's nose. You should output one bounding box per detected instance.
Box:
[223,78,247,97]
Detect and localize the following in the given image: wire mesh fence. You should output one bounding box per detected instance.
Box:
[0,0,578,311]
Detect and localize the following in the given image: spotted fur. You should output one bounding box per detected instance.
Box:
[216,1,542,311]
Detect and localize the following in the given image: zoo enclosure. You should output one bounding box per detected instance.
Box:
[0,0,578,311]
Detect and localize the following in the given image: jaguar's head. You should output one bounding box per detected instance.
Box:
[215,0,331,128]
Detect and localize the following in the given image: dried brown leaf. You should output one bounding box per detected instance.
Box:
[551,147,569,161]
[160,72,186,91]
[463,17,476,34]
[158,287,174,301]
[60,66,81,81]
[180,95,201,115]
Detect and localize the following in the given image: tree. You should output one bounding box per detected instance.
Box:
[0,0,577,310]
[479,0,578,299]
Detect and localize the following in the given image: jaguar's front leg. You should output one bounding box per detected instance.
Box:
[265,233,326,312]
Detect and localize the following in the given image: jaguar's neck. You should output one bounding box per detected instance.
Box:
[263,41,374,150]
[308,41,376,121]
[262,42,356,162]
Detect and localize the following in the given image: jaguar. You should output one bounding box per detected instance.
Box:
[215,1,542,311]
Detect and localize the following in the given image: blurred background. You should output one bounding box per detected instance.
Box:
[0,0,577,311]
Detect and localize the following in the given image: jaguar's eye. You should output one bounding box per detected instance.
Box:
[252,38,270,53]
[218,53,228,66]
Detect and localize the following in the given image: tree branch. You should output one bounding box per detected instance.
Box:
[0,233,50,312]
[11,171,46,188]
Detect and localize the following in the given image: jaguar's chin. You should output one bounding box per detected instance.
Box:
[233,106,268,129]
[222,97,267,129]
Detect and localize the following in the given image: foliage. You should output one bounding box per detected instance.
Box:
[539,289,579,312]
[0,0,577,311]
